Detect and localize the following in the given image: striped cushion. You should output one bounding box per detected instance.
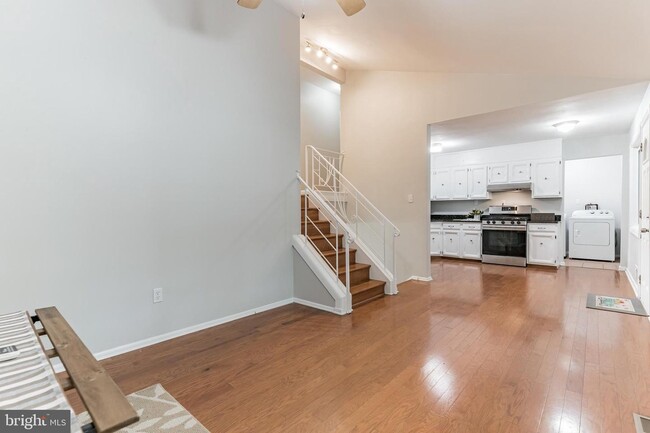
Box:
[0,311,81,432]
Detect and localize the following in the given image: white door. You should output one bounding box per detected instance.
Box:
[639,157,650,311]
[432,169,452,200]
[443,231,460,257]
[528,232,557,265]
[461,231,481,259]
[489,163,508,184]
[430,230,442,256]
[509,161,531,182]
[533,159,563,198]
[452,168,468,199]
[468,166,488,199]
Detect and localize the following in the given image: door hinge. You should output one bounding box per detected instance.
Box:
[555,235,557,239]
[639,274,642,285]
[640,210,643,219]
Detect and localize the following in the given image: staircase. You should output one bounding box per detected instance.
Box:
[301,198,386,307]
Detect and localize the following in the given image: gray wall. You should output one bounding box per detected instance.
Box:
[292,251,336,308]
[0,1,299,353]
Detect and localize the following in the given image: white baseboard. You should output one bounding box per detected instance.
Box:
[53,298,293,373]
[293,297,347,315]
[409,275,433,282]
[625,267,641,298]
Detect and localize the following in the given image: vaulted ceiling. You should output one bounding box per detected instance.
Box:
[274,0,650,79]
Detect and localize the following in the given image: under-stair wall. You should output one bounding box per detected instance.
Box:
[292,250,337,311]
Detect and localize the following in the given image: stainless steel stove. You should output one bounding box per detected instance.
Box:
[481,205,532,267]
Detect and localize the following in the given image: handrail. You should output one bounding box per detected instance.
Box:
[306,145,400,236]
[304,145,400,294]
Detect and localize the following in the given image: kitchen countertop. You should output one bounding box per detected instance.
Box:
[431,214,562,223]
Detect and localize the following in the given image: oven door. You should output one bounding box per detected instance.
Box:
[482,226,527,266]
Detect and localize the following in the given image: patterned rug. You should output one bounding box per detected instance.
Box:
[586,293,649,316]
[78,384,208,432]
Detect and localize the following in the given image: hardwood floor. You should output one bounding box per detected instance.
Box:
[69,258,650,432]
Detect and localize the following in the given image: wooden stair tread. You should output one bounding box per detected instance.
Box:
[338,263,371,275]
[301,220,330,225]
[309,233,343,240]
[322,248,357,257]
[350,279,385,295]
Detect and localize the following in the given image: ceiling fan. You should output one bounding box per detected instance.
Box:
[237,0,366,16]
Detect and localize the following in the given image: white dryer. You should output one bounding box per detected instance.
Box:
[569,210,615,261]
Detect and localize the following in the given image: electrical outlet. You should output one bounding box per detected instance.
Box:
[153,288,163,304]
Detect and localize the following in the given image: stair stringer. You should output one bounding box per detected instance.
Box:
[292,234,352,315]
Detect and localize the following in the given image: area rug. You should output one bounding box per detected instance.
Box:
[78,384,209,432]
[586,294,649,317]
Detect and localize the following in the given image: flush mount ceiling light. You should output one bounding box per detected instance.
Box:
[237,0,366,16]
[430,143,443,153]
[553,120,580,133]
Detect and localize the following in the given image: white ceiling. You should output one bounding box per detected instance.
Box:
[273,0,650,79]
[429,82,650,152]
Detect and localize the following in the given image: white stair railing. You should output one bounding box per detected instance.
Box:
[304,145,401,294]
[298,176,353,313]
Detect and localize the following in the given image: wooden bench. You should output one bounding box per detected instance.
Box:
[0,308,138,433]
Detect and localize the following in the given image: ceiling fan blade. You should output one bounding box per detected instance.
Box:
[237,0,263,9]
[335,0,366,16]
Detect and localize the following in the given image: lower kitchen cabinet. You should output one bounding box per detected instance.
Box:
[430,228,442,256]
[443,230,461,257]
[432,222,482,260]
[461,231,481,259]
[528,223,560,267]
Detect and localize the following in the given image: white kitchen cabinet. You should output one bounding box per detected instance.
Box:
[442,224,461,257]
[452,168,469,199]
[528,223,560,267]
[509,161,532,182]
[532,159,563,198]
[430,223,443,256]
[461,230,481,260]
[432,169,452,200]
[488,163,509,184]
[468,166,490,199]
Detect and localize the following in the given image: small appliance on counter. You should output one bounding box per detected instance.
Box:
[481,205,532,267]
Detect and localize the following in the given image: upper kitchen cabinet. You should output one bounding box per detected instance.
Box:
[532,158,563,198]
[509,161,532,182]
[488,163,508,184]
[452,168,469,199]
[468,166,490,199]
[431,169,452,200]
[430,139,563,201]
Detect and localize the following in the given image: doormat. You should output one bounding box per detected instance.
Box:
[586,294,649,316]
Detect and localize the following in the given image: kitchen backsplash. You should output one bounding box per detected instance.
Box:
[430,190,562,215]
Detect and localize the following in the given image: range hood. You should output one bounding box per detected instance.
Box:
[487,182,532,192]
